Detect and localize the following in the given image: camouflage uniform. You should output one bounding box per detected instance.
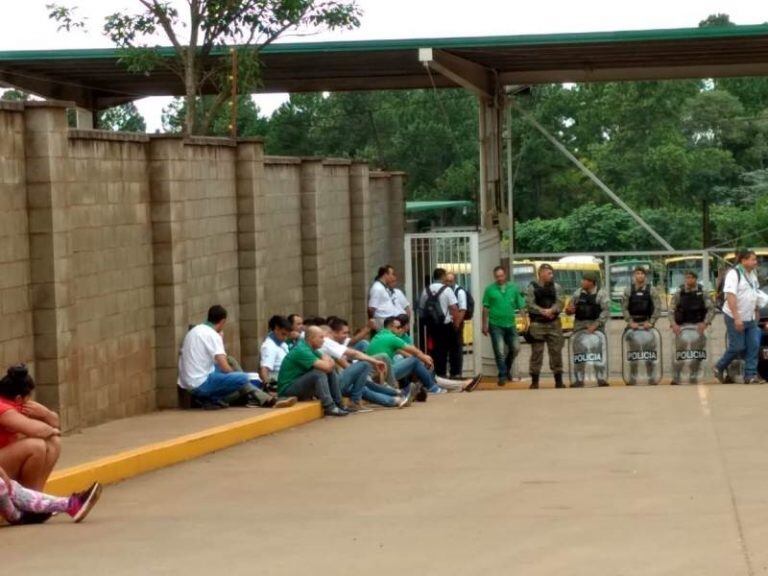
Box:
[526,281,566,377]
[570,287,611,386]
[621,282,663,384]
[669,285,715,384]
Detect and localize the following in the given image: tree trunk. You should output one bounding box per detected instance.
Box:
[702,198,711,248]
[184,47,198,135]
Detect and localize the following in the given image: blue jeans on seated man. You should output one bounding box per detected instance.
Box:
[392,356,434,393]
[192,366,270,405]
[336,362,371,404]
[488,324,519,380]
[281,369,342,409]
[363,381,400,407]
[716,315,761,378]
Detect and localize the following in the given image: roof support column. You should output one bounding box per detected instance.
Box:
[71,106,94,129]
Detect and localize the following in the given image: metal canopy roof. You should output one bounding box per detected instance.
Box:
[2,24,768,109]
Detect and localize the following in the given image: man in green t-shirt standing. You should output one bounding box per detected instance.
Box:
[482,265,526,386]
[277,326,347,417]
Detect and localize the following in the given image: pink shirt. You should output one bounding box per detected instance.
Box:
[0,398,22,448]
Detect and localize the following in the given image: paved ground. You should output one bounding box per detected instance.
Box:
[5,385,768,575]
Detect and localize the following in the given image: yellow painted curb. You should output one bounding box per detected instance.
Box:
[45,402,323,495]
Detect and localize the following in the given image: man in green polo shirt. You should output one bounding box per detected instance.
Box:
[482,265,526,386]
[277,326,347,417]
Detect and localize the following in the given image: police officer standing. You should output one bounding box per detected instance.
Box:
[621,266,662,384]
[565,271,611,387]
[669,270,715,385]
[526,263,566,389]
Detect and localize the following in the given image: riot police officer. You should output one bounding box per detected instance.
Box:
[525,263,566,389]
[669,270,715,385]
[565,271,611,387]
[621,266,662,384]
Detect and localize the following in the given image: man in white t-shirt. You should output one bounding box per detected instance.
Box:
[445,272,468,378]
[418,268,461,377]
[714,250,764,384]
[178,305,296,408]
[393,288,411,318]
[259,315,292,389]
[368,265,401,328]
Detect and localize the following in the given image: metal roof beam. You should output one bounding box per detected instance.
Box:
[418,48,494,100]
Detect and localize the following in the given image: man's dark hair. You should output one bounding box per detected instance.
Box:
[383,316,400,328]
[268,315,291,331]
[493,265,505,274]
[737,249,757,263]
[395,313,410,327]
[432,267,447,282]
[207,305,228,324]
[684,270,698,279]
[633,266,647,274]
[287,313,302,325]
[377,265,394,279]
[0,364,35,400]
[303,316,327,327]
[327,317,349,332]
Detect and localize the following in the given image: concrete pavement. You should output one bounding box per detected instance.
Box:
[5,386,768,575]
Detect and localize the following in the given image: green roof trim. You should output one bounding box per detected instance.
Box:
[2,24,768,61]
[406,200,473,214]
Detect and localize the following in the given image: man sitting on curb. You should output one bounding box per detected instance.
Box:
[277,326,348,417]
[179,305,296,410]
[259,315,292,392]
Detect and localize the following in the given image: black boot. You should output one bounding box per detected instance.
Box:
[529,374,539,389]
[554,373,565,389]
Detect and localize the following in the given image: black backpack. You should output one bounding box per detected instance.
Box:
[455,285,475,320]
[421,285,449,326]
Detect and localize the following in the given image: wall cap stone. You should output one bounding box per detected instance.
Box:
[184,135,237,148]
[0,101,24,112]
[322,158,353,166]
[25,99,76,109]
[237,137,265,144]
[265,156,302,165]
[69,129,150,143]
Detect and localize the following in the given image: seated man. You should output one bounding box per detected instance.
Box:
[325,317,412,409]
[278,326,348,417]
[178,305,295,409]
[286,314,304,349]
[259,315,292,391]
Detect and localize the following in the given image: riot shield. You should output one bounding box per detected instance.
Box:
[622,327,662,385]
[568,329,609,387]
[671,326,708,384]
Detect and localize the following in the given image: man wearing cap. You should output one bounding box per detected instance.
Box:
[525,263,566,389]
[565,271,611,387]
[669,270,715,385]
[621,266,663,384]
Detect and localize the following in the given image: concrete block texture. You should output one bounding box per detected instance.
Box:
[2,104,405,430]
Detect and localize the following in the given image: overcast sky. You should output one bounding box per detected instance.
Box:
[1,0,766,131]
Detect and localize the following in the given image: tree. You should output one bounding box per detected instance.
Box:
[162,94,268,137]
[0,89,30,101]
[48,0,361,135]
[97,103,147,132]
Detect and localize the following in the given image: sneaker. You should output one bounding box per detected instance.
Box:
[669,380,679,386]
[712,367,725,384]
[68,482,102,523]
[345,401,373,413]
[744,376,765,384]
[416,387,428,402]
[324,405,348,417]
[597,380,609,387]
[570,382,584,388]
[464,375,482,392]
[10,511,54,525]
[273,396,297,409]
[497,377,507,387]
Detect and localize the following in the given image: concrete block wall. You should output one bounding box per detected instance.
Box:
[0,102,406,430]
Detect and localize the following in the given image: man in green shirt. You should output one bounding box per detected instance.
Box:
[482,265,526,386]
[277,326,347,417]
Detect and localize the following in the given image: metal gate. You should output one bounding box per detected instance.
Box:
[404,231,483,376]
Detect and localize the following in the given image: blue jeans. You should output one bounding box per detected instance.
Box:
[716,315,761,378]
[353,340,369,353]
[192,367,252,402]
[338,362,371,403]
[392,356,434,390]
[488,324,518,379]
[282,369,340,409]
[363,382,400,407]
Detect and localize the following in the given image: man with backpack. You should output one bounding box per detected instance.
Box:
[445,272,474,379]
[714,249,764,384]
[418,268,461,378]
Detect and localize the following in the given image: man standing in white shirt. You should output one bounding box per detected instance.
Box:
[368,265,401,328]
[419,268,461,377]
[445,272,467,378]
[179,305,295,408]
[714,250,764,384]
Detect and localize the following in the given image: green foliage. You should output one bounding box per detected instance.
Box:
[0,89,29,101]
[97,103,147,132]
[162,95,268,137]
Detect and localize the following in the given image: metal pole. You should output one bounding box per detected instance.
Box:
[230,48,238,139]
[506,99,514,262]
[510,100,675,252]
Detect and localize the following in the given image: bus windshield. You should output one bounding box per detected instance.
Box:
[511,264,535,290]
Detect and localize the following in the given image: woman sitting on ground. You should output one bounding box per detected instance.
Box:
[0,463,101,525]
[0,364,61,490]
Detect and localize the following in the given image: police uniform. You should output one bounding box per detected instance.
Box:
[669,284,715,384]
[621,282,662,383]
[525,279,566,387]
[570,285,610,386]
